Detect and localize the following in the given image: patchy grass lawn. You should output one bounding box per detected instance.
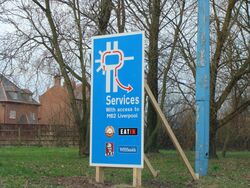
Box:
[0,147,249,187]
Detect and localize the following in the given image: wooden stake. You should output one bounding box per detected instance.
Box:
[18,127,21,145]
[145,82,198,181]
[96,166,104,183]
[133,168,141,187]
[144,154,159,177]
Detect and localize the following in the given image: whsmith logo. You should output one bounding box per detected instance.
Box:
[119,146,137,153]
[118,128,137,135]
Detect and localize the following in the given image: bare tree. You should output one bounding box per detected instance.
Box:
[208,0,250,158]
[1,0,249,158]
[0,0,112,156]
[177,0,249,158]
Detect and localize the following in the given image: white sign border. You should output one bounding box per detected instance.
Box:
[90,31,145,168]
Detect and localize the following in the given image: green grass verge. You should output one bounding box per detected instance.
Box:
[0,147,249,187]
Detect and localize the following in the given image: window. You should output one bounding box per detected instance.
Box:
[28,95,32,102]
[8,91,18,100]
[22,93,32,102]
[30,112,36,121]
[9,110,16,119]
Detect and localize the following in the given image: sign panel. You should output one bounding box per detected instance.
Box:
[90,32,144,168]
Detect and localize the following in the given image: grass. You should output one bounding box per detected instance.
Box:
[0,147,249,187]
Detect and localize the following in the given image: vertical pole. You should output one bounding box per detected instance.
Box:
[96,166,104,183]
[38,126,41,146]
[133,168,141,187]
[195,0,210,176]
[18,126,21,145]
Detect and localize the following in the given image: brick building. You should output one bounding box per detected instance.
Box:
[0,74,39,124]
[38,76,89,126]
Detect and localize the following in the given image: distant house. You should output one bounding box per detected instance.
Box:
[0,74,39,124]
[38,76,89,126]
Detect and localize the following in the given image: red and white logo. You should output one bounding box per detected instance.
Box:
[105,126,115,138]
[105,142,114,156]
[95,41,134,93]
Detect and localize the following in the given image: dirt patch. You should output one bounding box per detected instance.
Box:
[54,177,179,188]
[53,176,112,188]
[245,175,250,181]
[144,179,196,188]
[144,179,172,188]
[52,177,180,188]
[10,175,196,188]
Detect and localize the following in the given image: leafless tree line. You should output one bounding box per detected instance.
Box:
[0,0,249,157]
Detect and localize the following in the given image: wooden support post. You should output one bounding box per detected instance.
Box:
[96,166,104,183]
[18,126,21,145]
[144,154,159,177]
[38,127,41,146]
[145,82,198,181]
[133,168,141,187]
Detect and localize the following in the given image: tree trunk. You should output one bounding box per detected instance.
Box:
[98,0,112,35]
[78,124,85,157]
[209,107,218,158]
[72,0,90,156]
[116,0,125,33]
[78,113,89,156]
[209,129,218,158]
[44,0,86,156]
[209,0,237,159]
[145,0,161,153]
[83,100,90,154]
[222,129,230,158]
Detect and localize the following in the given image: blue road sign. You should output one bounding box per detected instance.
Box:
[90,32,144,168]
[195,0,210,176]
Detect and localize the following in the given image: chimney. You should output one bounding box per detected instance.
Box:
[54,75,61,87]
[71,80,76,89]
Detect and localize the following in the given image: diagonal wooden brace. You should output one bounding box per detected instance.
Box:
[144,154,160,177]
[145,81,198,181]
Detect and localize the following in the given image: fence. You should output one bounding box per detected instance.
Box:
[0,124,79,146]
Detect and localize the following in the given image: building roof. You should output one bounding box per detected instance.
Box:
[0,74,39,105]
